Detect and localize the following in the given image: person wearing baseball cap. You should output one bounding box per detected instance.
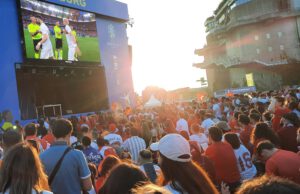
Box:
[150,134,218,194]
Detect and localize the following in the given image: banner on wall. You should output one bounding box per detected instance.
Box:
[246,73,255,87]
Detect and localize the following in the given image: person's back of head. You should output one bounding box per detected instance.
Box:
[82,136,91,147]
[249,113,261,123]
[99,163,148,194]
[208,127,223,143]
[236,175,300,194]
[81,126,90,134]
[224,133,241,149]
[191,123,201,134]
[139,149,152,164]
[2,130,22,150]
[100,155,121,178]
[52,118,73,139]
[24,123,37,137]
[256,140,276,160]
[97,137,109,147]
[262,111,272,122]
[238,114,250,126]
[0,143,49,193]
[252,122,279,145]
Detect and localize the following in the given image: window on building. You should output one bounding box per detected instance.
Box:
[280,45,285,50]
[256,48,260,54]
[278,32,283,38]
[254,35,259,41]
[266,33,271,39]
[268,47,273,52]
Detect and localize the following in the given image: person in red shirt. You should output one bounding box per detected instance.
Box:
[42,129,55,145]
[272,97,290,132]
[257,140,300,184]
[205,127,241,193]
[24,123,49,151]
[277,113,299,153]
[238,114,254,153]
[229,112,242,133]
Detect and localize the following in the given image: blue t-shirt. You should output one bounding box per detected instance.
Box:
[40,141,91,194]
[83,146,102,166]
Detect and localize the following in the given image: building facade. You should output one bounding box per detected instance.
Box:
[194,0,300,93]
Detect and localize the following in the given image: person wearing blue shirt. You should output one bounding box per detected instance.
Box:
[40,119,95,194]
[82,136,102,167]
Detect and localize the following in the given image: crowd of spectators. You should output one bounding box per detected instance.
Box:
[0,88,300,194]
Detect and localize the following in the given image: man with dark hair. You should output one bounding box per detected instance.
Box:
[205,127,241,193]
[24,123,49,151]
[256,141,300,184]
[0,130,23,165]
[40,119,94,194]
[122,128,146,163]
[238,114,253,152]
[1,130,22,151]
[249,113,261,126]
[82,136,102,166]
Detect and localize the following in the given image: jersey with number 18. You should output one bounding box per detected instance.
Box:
[234,145,257,181]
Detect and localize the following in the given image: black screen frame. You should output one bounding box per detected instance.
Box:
[17,0,102,67]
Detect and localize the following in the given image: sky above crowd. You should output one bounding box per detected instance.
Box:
[118,0,221,93]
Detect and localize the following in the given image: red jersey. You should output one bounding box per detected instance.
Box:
[277,126,298,153]
[205,142,241,184]
[240,125,254,152]
[272,107,290,132]
[42,133,55,145]
[266,149,300,184]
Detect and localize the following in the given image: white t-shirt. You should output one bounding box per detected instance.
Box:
[40,23,52,48]
[190,133,209,148]
[104,133,123,145]
[65,25,76,47]
[70,136,78,145]
[176,118,189,135]
[201,118,215,135]
[233,145,257,181]
[213,103,222,119]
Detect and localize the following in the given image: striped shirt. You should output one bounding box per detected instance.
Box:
[122,136,146,163]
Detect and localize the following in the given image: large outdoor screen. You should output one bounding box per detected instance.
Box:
[19,0,101,63]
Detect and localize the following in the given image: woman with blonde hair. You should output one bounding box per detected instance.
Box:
[0,143,52,194]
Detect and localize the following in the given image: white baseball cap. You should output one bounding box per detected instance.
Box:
[150,134,191,162]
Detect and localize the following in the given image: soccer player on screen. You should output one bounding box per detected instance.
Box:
[35,18,54,59]
[54,21,63,60]
[63,18,77,61]
[28,16,42,59]
[70,25,79,61]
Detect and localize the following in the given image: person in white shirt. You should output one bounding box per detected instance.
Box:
[224,133,257,181]
[212,98,222,120]
[63,18,76,61]
[176,112,189,135]
[122,128,146,164]
[36,18,54,59]
[104,132,123,146]
[201,113,215,135]
[190,123,208,151]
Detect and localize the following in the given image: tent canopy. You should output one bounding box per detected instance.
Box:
[144,95,162,108]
